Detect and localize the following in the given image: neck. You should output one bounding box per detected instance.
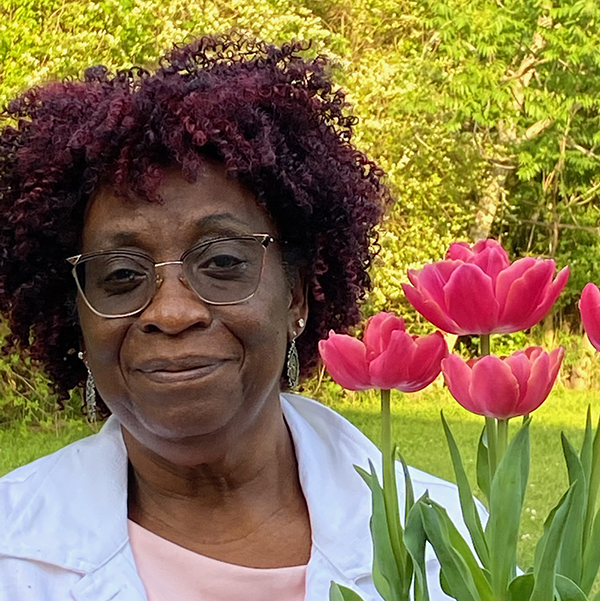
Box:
[124,405,294,504]
[123,397,310,560]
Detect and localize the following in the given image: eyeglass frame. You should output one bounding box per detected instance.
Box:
[66,233,277,319]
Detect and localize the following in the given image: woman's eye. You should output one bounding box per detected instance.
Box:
[207,254,244,269]
[197,254,248,279]
[100,269,146,292]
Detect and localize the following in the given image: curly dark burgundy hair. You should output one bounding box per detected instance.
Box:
[0,34,388,415]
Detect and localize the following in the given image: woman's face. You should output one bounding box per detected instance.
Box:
[78,163,306,460]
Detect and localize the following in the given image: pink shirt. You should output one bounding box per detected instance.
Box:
[128,520,307,601]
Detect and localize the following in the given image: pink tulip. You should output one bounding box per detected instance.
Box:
[318,312,448,391]
[442,346,564,419]
[402,239,569,335]
[580,283,600,352]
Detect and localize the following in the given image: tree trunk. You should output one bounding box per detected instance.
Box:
[469,165,507,240]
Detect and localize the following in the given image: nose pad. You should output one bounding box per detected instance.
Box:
[178,275,191,290]
[139,265,210,333]
[154,273,194,294]
[153,271,192,293]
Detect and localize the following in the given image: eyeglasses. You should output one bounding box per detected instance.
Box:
[67,234,276,318]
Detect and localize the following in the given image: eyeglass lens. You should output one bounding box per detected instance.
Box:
[75,238,266,316]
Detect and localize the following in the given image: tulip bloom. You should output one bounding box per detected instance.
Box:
[402,239,569,335]
[580,283,600,352]
[442,346,564,419]
[318,312,448,392]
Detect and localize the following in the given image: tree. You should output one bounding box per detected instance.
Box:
[403,0,600,313]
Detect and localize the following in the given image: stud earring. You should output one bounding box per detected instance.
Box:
[286,332,300,390]
[78,351,97,422]
[297,318,305,329]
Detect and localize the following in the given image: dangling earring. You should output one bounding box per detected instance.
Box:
[287,333,300,390]
[78,351,97,422]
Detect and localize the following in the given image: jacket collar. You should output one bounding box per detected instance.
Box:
[1,395,378,580]
[282,393,376,581]
[1,417,129,573]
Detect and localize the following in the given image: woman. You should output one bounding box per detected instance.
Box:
[0,35,465,600]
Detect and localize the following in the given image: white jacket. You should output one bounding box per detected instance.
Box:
[0,394,468,600]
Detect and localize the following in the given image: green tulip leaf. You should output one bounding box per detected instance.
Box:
[530,485,576,601]
[579,407,593,487]
[404,495,431,601]
[329,582,367,601]
[398,451,415,521]
[581,505,600,594]
[355,461,406,601]
[476,425,491,504]
[441,412,490,569]
[520,419,531,507]
[398,451,418,586]
[507,573,534,601]
[534,491,564,571]
[584,412,600,552]
[419,497,492,601]
[487,420,530,599]
[387,448,408,574]
[557,434,586,583]
[555,574,588,601]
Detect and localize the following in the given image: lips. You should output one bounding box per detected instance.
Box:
[135,356,230,384]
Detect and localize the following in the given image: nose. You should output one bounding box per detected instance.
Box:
[136,264,212,335]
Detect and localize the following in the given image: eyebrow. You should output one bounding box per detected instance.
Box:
[98,213,257,249]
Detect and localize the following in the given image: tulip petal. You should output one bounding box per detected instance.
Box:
[504,351,532,400]
[472,245,511,283]
[368,330,416,390]
[409,262,461,307]
[363,312,405,357]
[513,348,562,416]
[398,331,448,392]
[442,354,479,414]
[469,356,520,419]
[523,266,569,331]
[319,334,371,390]
[580,283,600,351]
[446,241,473,261]
[402,283,461,334]
[444,264,500,334]
[472,239,508,258]
[548,346,565,381]
[497,260,557,332]
[495,257,538,309]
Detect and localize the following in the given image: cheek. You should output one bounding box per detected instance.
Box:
[78,306,130,383]
[231,274,292,379]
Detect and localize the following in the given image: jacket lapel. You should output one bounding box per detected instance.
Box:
[282,394,378,599]
[0,417,145,600]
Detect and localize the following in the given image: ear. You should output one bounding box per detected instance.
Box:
[288,274,309,339]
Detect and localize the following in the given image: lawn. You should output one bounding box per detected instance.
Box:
[0,384,597,569]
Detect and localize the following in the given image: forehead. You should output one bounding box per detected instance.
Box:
[81,164,275,256]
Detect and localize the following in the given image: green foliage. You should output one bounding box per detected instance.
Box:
[0,0,337,109]
[2,0,600,424]
[0,351,83,428]
[407,0,600,310]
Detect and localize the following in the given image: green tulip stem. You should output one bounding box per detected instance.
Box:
[485,416,498,479]
[497,418,509,463]
[381,389,395,515]
[380,388,405,573]
[480,334,499,479]
[480,334,491,357]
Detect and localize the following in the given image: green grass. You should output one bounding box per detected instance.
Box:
[0,419,100,476]
[317,384,596,569]
[0,385,597,569]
